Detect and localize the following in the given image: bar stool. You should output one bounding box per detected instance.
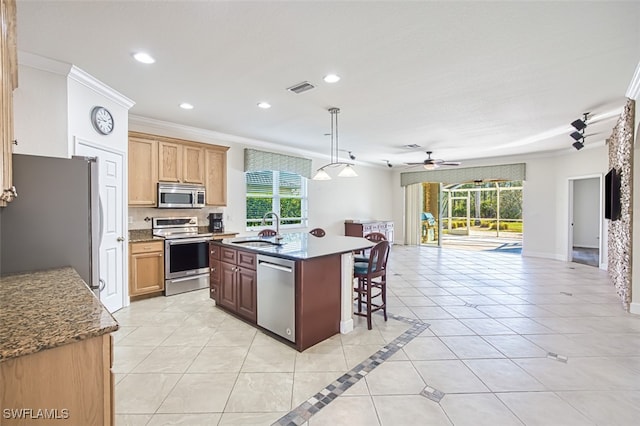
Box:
[258,229,277,237]
[354,232,386,263]
[309,228,326,237]
[353,240,390,330]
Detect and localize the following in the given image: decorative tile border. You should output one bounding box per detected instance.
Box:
[272,312,430,426]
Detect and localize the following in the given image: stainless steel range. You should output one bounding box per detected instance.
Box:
[153,217,213,296]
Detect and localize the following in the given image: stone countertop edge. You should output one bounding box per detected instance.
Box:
[129,229,238,243]
[217,233,375,261]
[0,267,119,363]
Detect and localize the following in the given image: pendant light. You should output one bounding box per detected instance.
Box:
[313,107,358,180]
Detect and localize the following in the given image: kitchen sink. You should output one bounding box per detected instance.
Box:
[230,239,284,247]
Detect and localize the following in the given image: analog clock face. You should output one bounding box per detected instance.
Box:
[91,106,114,135]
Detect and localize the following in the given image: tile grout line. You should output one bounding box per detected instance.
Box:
[271,312,430,426]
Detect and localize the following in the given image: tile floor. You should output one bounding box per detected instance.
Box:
[113,245,640,425]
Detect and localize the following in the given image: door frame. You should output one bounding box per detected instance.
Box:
[567,174,605,269]
[74,137,129,309]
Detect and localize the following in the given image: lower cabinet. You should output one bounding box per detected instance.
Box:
[212,244,257,323]
[0,334,114,425]
[129,241,164,297]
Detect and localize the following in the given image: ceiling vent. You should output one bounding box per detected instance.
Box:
[287,81,315,94]
[403,144,421,149]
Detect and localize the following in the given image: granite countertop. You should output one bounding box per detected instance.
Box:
[219,232,374,261]
[0,267,119,362]
[129,228,238,242]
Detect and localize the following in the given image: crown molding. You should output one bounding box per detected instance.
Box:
[626,60,640,100]
[129,114,325,160]
[18,51,72,75]
[68,66,135,109]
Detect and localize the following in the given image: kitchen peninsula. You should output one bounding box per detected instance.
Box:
[0,267,118,425]
[210,233,374,351]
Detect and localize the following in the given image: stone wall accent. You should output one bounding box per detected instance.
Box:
[607,98,635,310]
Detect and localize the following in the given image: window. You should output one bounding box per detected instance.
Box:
[246,170,308,229]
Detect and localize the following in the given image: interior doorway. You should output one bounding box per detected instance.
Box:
[569,176,601,267]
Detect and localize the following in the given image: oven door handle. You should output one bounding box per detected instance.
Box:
[169,275,208,283]
[167,237,211,245]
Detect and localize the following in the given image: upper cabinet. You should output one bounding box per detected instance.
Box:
[0,0,17,207]
[128,132,228,207]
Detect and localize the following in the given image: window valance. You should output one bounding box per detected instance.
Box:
[400,163,526,187]
[244,148,312,179]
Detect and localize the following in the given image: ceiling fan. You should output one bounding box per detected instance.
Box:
[406,151,461,170]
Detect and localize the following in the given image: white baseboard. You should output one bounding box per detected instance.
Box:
[340,319,354,334]
[521,250,565,261]
[630,302,640,315]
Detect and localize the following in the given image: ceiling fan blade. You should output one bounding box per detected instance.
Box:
[440,161,461,166]
[405,162,427,165]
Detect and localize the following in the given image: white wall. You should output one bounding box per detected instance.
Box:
[129,119,395,236]
[13,64,68,158]
[572,178,600,248]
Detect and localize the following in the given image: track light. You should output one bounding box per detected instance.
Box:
[348,151,356,160]
[572,141,584,150]
[571,117,587,131]
[570,131,583,141]
[386,160,393,168]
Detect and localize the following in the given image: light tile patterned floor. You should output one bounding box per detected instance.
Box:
[114,245,640,425]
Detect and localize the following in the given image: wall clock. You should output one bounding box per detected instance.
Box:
[91,106,114,135]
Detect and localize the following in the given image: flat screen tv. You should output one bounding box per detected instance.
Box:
[605,167,621,221]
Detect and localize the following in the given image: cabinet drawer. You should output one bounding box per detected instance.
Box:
[209,243,221,260]
[210,259,221,283]
[237,250,257,270]
[130,241,163,254]
[221,247,237,263]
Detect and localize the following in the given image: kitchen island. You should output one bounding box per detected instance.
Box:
[0,267,118,425]
[211,233,374,351]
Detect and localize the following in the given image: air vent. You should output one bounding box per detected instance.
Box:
[404,144,421,149]
[287,81,315,94]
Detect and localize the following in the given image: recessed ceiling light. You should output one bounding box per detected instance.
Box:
[179,103,194,110]
[323,74,340,83]
[257,102,271,109]
[133,52,155,64]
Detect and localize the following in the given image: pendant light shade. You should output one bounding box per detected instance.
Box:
[337,164,358,177]
[313,168,331,180]
[312,107,357,180]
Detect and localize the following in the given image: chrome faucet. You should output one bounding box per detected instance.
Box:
[261,211,283,240]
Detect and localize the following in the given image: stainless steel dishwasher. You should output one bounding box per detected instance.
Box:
[257,254,296,342]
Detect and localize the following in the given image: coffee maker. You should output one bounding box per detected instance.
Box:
[208,212,224,232]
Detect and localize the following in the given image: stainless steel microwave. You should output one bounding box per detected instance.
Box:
[157,183,206,209]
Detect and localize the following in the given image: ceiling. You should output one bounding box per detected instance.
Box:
[15,1,640,169]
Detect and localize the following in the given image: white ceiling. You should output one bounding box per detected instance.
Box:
[15,1,640,168]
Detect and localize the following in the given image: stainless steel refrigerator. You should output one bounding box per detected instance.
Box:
[0,154,101,297]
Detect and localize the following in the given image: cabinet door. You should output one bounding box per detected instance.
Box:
[0,0,16,208]
[158,141,182,182]
[129,251,164,296]
[236,268,257,323]
[209,259,220,302]
[219,262,237,311]
[204,148,227,206]
[128,137,158,206]
[183,145,204,184]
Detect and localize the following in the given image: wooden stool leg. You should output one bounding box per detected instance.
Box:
[382,278,388,322]
[366,279,373,330]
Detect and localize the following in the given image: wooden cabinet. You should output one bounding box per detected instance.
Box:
[158,141,204,184]
[0,333,114,425]
[128,136,158,206]
[345,220,394,244]
[214,244,257,322]
[0,0,17,208]
[129,241,164,296]
[204,147,227,206]
[209,242,221,302]
[128,132,228,206]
